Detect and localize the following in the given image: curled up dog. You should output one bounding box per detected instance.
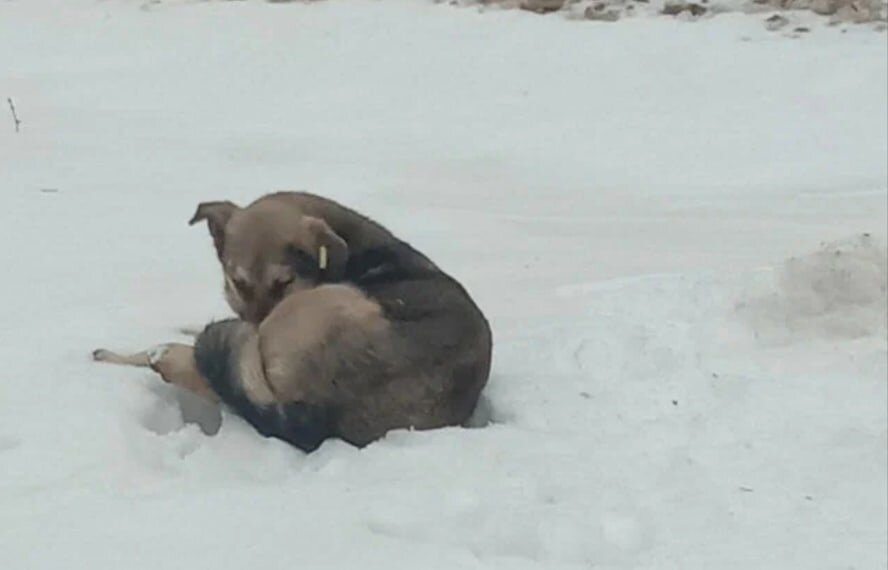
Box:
[93,192,493,452]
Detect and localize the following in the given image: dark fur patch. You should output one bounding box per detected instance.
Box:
[344,242,437,287]
[194,320,333,452]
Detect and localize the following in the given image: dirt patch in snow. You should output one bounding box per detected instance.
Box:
[460,0,887,31]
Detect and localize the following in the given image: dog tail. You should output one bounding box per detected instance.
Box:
[193,319,333,452]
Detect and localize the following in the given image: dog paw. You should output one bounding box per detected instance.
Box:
[92,348,112,361]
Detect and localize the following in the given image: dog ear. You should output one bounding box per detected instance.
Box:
[303,216,348,282]
[188,201,239,258]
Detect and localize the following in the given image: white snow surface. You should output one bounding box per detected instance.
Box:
[1,1,886,569]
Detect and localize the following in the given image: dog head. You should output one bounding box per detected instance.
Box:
[189,195,348,323]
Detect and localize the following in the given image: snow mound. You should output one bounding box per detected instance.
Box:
[741,234,888,341]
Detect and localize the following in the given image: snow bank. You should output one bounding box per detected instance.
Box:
[740,234,888,341]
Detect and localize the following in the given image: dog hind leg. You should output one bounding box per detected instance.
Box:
[193,319,333,452]
[177,325,204,337]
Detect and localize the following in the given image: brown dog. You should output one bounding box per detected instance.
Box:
[94,192,493,451]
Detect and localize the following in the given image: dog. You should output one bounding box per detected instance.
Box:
[93,191,493,452]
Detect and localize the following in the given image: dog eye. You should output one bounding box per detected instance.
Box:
[271,276,294,293]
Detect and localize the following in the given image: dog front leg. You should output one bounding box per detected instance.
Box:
[92,348,153,367]
[148,343,220,402]
[93,344,219,402]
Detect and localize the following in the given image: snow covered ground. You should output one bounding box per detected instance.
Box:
[1,1,886,568]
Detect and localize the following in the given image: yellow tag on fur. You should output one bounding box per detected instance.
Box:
[319,245,328,270]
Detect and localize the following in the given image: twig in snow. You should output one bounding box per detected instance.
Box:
[7,98,21,133]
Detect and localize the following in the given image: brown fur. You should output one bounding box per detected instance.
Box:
[95,191,492,449]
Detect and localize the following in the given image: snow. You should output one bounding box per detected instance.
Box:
[1,1,886,569]
[741,233,888,340]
